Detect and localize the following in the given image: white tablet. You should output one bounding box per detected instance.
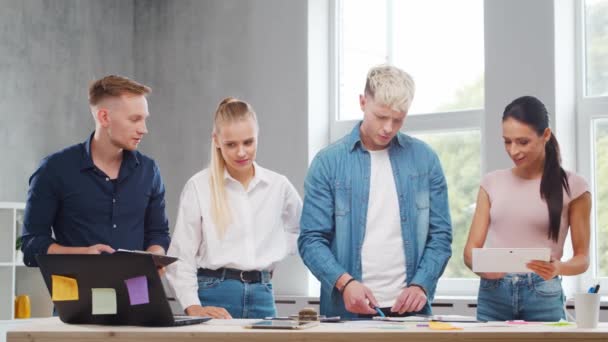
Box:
[472,248,550,273]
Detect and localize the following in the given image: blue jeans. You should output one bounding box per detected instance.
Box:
[477,273,566,322]
[197,271,276,319]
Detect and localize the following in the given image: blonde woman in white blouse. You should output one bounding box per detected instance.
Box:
[166,97,302,319]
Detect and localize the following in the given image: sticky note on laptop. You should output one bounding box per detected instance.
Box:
[51,275,79,301]
[124,276,149,305]
[92,288,117,315]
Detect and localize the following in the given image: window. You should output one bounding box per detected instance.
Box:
[584,0,608,97]
[413,131,481,278]
[578,0,608,291]
[337,0,484,120]
[309,0,604,299]
[595,120,608,276]
[330,0,484,292]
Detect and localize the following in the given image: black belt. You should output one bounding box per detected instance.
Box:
[197,268,269,283]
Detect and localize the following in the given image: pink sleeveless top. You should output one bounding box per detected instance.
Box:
[481,169,589,260]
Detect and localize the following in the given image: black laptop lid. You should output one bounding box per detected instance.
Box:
[36,253,176,326]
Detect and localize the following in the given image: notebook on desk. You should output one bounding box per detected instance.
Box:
[36,253,209,327]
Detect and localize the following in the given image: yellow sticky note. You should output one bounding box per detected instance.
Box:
[51,275,79,301]
[92,288,117,315]
[429,321,463,330]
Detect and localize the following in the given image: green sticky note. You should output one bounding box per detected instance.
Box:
[545,321,574,327]
[92,288,117,315]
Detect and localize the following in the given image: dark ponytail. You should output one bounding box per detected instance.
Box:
[503,96,571,242]
[541,133,571,242]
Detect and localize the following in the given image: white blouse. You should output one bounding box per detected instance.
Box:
[166,163,302,310]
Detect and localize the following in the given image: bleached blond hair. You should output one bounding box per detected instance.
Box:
[364,64,415,113]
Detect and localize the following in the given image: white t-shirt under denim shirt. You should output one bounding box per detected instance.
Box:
[481,168,589,261]
[361,149,406,308]
[166,163,303,311]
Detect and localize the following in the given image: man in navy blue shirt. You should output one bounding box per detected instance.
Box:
[21,75,171,267]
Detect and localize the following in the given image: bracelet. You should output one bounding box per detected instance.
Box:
[340,278,356,293]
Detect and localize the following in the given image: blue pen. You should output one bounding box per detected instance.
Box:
[588,286,595,293]
[375,307,386,318]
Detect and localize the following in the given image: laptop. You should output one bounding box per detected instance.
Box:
[36,253,210,326]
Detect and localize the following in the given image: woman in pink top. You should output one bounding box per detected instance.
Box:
[463,96,591,322]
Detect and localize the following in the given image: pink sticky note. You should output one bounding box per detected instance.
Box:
[124,276,149,305]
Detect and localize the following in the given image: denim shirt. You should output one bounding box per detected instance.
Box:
[298,122,452,318]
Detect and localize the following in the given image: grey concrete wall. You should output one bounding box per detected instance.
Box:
[0,0,135,319]
[0,0,135,202]
[133,0,310,296]
[1,0,310,298]
[483,0,557,173]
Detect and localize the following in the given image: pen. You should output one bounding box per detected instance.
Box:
[594,284,600,293]
[588,286,595,293]
[375,307,386,318]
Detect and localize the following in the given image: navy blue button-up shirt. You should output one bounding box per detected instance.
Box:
[21,133,171,267]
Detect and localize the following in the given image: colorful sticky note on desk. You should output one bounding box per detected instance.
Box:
[92,288,117,315]
[51,275,79,301]
[124,276,149,305]
[429,321,463,330]
[545,321,574,327]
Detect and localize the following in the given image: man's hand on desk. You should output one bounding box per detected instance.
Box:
[338,276,378,315]
[186,304,232,319]
[391,285,427,314]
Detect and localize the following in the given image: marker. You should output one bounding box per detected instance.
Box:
[594,284,600,293]
[375,307,386,318]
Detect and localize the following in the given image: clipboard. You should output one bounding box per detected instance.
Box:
[115,249,179,267]
[472,248,550,273]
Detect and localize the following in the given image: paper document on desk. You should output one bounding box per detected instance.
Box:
[373,314,479,322]
[473,248,550,273]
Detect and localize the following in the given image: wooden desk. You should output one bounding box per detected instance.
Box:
[7,318,608,342]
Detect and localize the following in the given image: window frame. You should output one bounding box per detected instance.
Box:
[576,0,608,294]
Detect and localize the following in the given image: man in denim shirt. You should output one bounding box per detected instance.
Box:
[298,65,452,318]
[21,75,170,267]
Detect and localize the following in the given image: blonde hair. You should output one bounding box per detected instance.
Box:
[209,97,258,238]
[364,64,415,113]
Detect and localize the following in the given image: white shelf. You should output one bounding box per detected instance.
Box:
[0,202,25,210]
[0,203,49,320]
